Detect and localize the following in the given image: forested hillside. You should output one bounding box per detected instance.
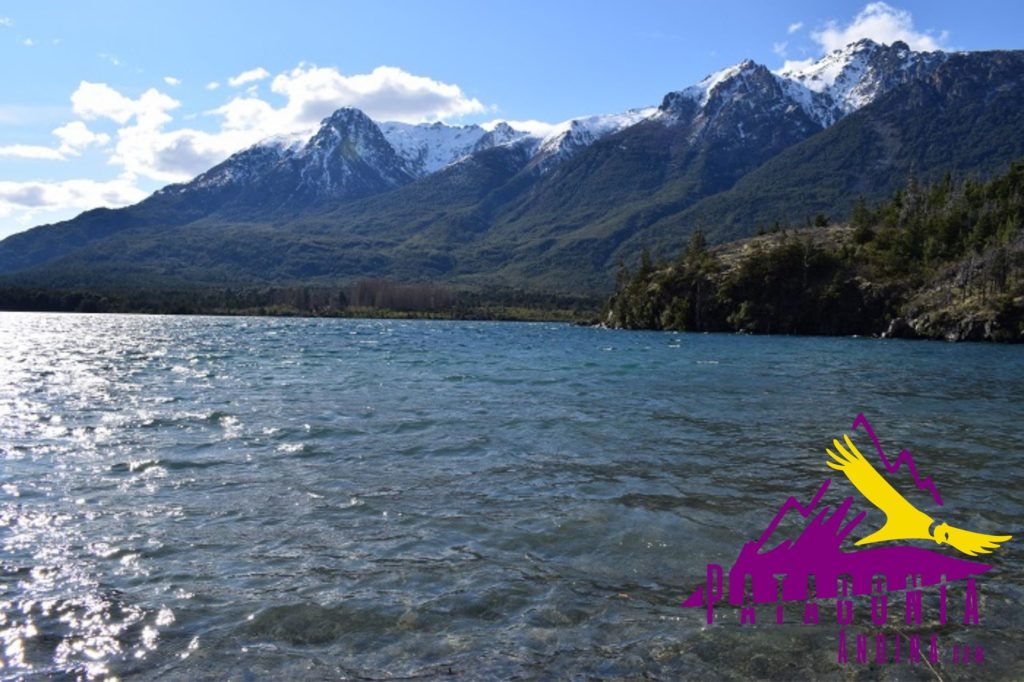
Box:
[607,162,1024,341]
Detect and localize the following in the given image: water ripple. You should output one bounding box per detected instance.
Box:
[0,313,1022,678]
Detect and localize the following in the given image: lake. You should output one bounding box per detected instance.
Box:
[1,313,1021,679]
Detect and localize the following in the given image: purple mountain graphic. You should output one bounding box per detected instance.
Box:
[682,479,991,608]
[852,413,943,507]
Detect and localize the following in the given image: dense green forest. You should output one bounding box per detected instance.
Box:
[607,162,1024,341]
[5,163,1022,340]
[0,280,599,322]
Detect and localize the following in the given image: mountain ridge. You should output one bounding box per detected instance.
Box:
[2,39,1022,294]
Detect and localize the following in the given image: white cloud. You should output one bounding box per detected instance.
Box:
[0,145,64,160]
[0,17,12,27]
[67,81,212,182]
[2,63,493,234]
[98,52,121,67]
[53,121,111,155]
[71,81,180,127]
[265,64,486,124]
[66,66,487,183]
[228,67,270,87]
[112,126,258,182]
[71,83,130,121]
[773,41,788,58]
[163,76,181,86]
[788,22,804,34]
[0,176,149,233]
[778,58,815,73]
[72,81,146,124]
[62,81,268,182]
[0,177,145,208]
[205,81,220,91]
[0,123,111,162]
[213,95,276,131]
[22,37,33,46]
[207,63,486,142]
[812,2,949,53]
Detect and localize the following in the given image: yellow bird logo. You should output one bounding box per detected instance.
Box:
[826,434,1012,556]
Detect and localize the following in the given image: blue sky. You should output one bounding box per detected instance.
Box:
[0,1,1021,239]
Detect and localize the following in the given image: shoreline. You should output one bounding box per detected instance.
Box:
[3,307,1021,344]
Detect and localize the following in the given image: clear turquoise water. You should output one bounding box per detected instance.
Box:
[1,313,1021,679]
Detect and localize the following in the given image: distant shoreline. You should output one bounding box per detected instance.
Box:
[0,282,600,324]
[3,304,1021,344]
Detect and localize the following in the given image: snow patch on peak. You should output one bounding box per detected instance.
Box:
[482,119,560,139]
[261,129,315,153]
[652,39,947,131]
[379,120,534,176]
[481,121,529,147]
[324,106,369,123]
[678,59,759,107]
[776,38,946,122]
[537,108,657,159]
[183,130,315,192]
[778,38,880,95]
[379,121,490,176]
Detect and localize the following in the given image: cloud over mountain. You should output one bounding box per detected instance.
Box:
[812,2,949,53]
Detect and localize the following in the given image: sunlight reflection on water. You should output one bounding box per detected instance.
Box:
[1,312,1022,679]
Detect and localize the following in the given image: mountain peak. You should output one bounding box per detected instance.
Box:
[534,108,657,167]
[318,106,376,132]
[1,43,1021,295]
[379,120,491,176]
[776,38,947,125]
[490,121,516,135]
[660,57,773,112]
[851,36,881,49]
[325,106,365,119]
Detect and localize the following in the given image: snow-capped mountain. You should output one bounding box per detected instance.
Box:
[658,39,946,132]
[96,39,976,240]
[6,38,1021,291]
[187,132,308,192]
[379,121,533,177]
[777,38,947,125]
[159,38,945,212]
[379,121,490,177]
[533,108,659,168]
[153,105,665,213]
[155,108,414,212]
[285,107,412,201]
[658,59,823,144]
[662,56,836,133]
